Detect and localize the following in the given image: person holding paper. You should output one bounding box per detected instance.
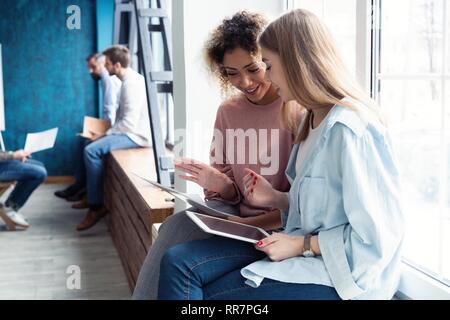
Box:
[54,53,121,205]
[133,11,304,300]
[0,149,47,230]
[157,10,404,300]
[76,45,151,231]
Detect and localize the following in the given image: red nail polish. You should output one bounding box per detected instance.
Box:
[257,241,263,247]
[253,181,256,185]
[251,189,254,193]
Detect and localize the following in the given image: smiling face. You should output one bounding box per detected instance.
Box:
[261,47,294,103]
[222,47,272,104]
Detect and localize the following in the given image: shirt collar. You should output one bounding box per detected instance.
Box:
[322,100,369,139]
[122,68,132,81]
[100,68,109,80]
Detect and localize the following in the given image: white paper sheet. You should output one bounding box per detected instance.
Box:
[24,128,58,154]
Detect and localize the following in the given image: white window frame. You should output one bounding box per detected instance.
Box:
[286,0,450,300]
[371,0,450,299]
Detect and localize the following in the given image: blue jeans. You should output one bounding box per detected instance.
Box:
[158,236,340,300]
[133,200,240,300]
[0,159,47,210]
[73,137,91,188]
[84,134,139,205]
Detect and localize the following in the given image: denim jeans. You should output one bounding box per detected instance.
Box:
[133,200,240,300]
[84,134,139,205]
[0,159,47,210]
[73,137,91,189]
[158,236,341,300]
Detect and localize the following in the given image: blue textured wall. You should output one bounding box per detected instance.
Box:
[0,0,97,175]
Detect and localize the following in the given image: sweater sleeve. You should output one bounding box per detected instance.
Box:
[204,106,242,205]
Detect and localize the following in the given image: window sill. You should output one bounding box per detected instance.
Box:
[396,262,450,300]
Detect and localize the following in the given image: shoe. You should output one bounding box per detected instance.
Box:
[55,185,83,199]
[0,205,29,231]
[72,198,88,210]
[76,207,107,231]
[66,189,86,202]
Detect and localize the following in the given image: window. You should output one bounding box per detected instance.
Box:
[288,0,450,298]
[289,0,358,76]
[373,0,450,288]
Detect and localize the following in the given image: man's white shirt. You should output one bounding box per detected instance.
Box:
[107,68,152,147]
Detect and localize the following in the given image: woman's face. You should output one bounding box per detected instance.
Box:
[261,47,294,103]
[222,47,272,103]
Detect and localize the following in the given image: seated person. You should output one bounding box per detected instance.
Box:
[54,53,121,205]
[0,149,47,230]
[76,45,152,232]
[132,11,303,300]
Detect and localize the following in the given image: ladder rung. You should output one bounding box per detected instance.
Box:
[116,3,134,12]
[151,71,173,82]
[139,8,168,18]
[148,24,164,32]
[157,83,173,93]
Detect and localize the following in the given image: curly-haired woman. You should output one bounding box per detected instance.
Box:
[132,11,303,300]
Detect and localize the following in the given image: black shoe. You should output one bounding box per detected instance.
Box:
[54,185,83,199]
[66,189,86,202]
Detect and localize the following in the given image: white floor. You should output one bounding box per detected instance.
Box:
[0,184,130,300]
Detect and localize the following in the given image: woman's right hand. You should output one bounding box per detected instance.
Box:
[175,158,233,194]
[13,150,31,162]
[243,168,280,208]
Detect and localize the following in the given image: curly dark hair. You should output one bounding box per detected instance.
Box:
[204,11,268,93]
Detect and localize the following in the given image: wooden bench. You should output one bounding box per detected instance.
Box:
[104,148,174,290]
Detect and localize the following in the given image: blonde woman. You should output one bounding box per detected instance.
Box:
[158,9,404,300]
[133,11,302,300]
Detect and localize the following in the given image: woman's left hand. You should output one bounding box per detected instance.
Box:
[255,233,304,262]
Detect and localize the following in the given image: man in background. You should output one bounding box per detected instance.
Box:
[54,53,121,207]
[76,45,152,231]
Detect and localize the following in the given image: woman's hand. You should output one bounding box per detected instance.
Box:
[243,168,288,210]
[13,150,31,162]
[175,158,233,194]
[255,233,304,262]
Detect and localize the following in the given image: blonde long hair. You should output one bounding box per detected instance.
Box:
[259,9,385,143]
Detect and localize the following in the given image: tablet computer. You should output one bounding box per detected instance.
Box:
[186,211,270,244]
[133,173,233,219]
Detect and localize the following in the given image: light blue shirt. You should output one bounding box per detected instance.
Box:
[241,103,405,300]
[100,68,121,125]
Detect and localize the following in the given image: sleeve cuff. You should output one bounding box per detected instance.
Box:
[319,225,365,300]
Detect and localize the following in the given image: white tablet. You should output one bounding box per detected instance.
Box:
[186,211,270,244]
[133,173,233,219]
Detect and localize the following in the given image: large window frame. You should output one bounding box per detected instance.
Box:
[287,0,450,300]
[371,0,450,299]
